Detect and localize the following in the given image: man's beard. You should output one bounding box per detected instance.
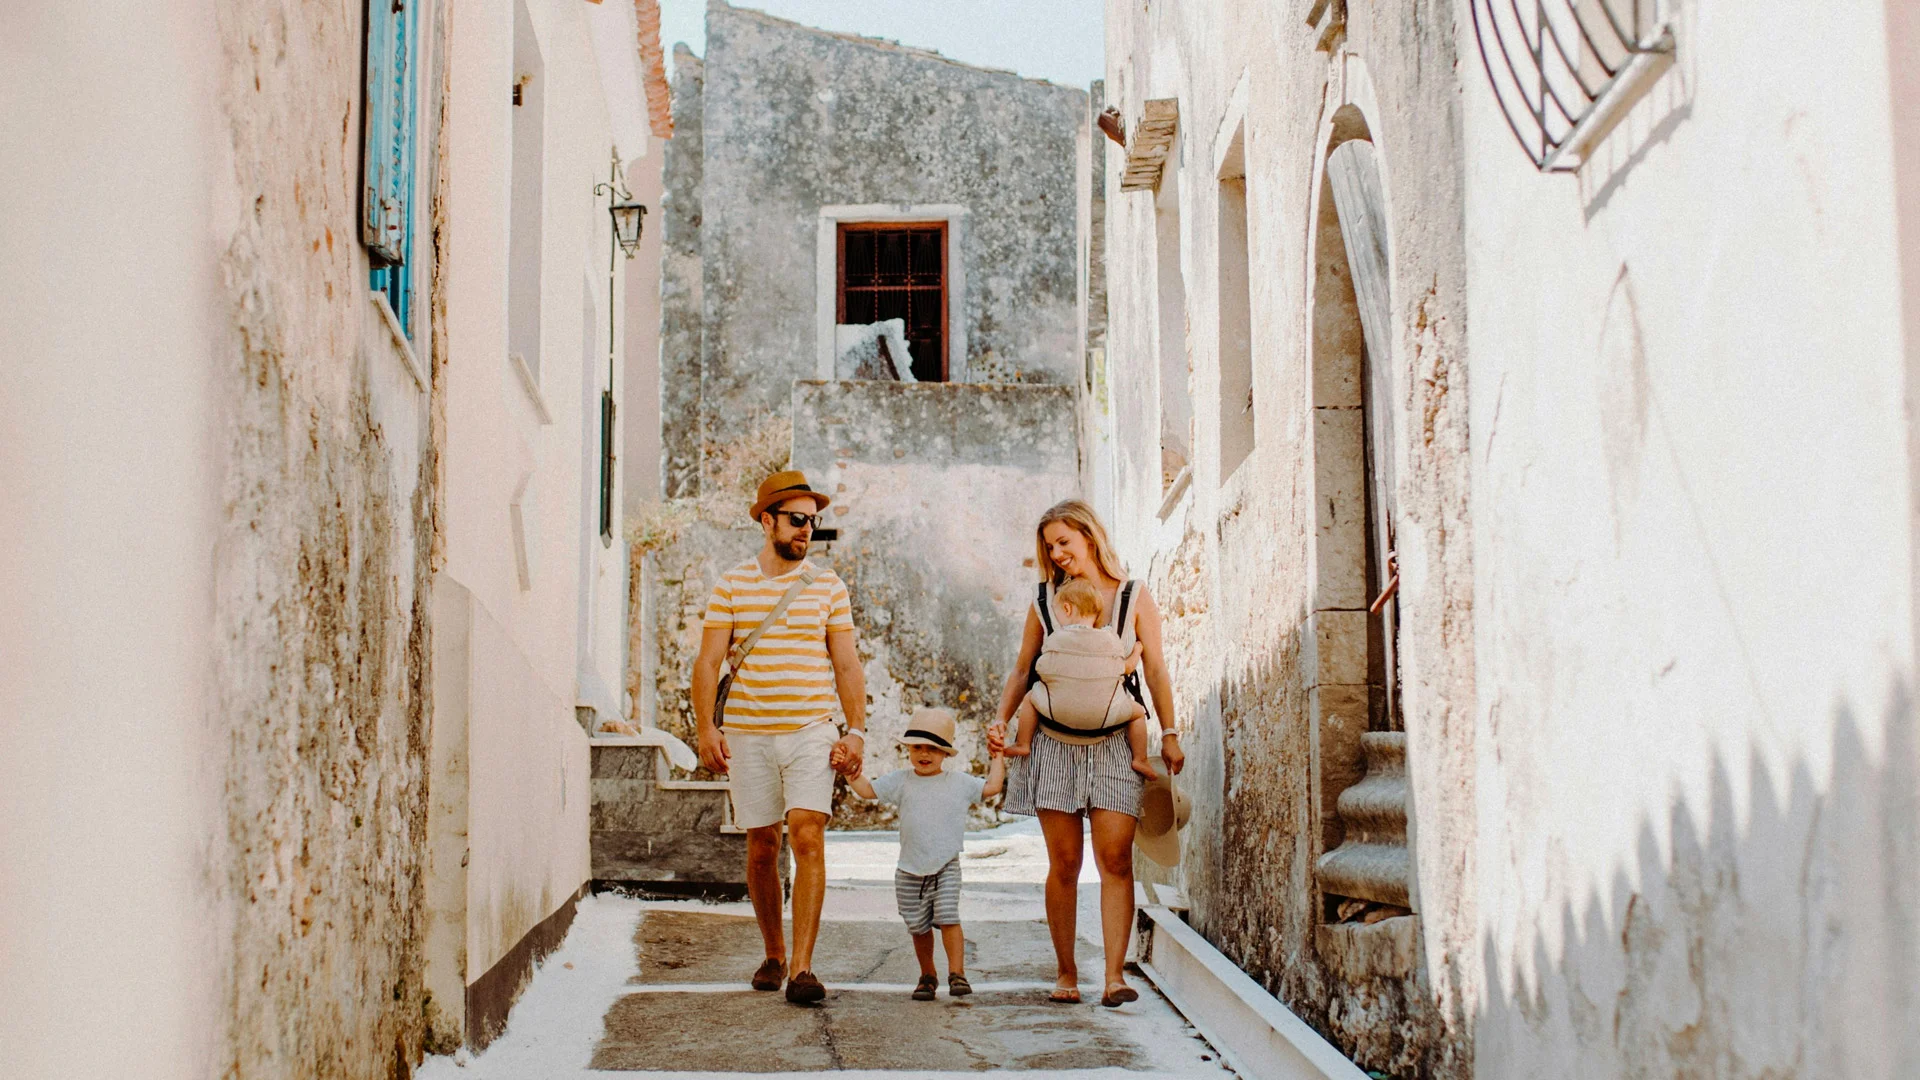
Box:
[774,536,809,561]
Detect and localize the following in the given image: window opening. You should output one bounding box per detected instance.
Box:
[837,223,948,382]
[1216,127,1254,479]
[361,0,417,333]
[1156,167,1192,504]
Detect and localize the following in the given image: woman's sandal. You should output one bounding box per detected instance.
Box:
[912,974,939,1001]
[948,973,973,997]
[1099,983,1139,1008]
[1048,982,1081,1004]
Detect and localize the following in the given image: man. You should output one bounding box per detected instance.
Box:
[692,469,867,1004]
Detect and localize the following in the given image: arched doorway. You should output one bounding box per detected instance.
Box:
[1306,107,1413,927]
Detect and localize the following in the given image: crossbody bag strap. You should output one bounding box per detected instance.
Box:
[727,570,818,674]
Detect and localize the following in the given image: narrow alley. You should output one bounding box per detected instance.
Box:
[10,0,1920,1079]
[420,822,1233,1078]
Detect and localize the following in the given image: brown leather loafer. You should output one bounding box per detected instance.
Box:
[785,969,827,1004]
[751,957,785,991]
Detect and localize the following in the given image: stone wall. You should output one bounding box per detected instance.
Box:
[1099,0,1475,1075]
[792,381,1081,813]
[659,1,1089,477]
[212,0,443,1072]
[659,45,705,498]
[632,383,1080,827]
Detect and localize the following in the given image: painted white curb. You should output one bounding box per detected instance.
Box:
[1138,906,1370,1080]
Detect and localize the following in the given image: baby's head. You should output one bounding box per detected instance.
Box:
[901,707,958,776]
[1055,579,1104,627]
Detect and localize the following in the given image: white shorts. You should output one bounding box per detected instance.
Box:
[725,723,839,830]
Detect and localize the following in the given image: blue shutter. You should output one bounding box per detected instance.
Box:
[363,0,417,332]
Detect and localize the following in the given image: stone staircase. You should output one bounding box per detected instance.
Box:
[589,740,761,898]
[1314,731,1409,908]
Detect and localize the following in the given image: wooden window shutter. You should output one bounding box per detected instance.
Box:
[361,0,416,268]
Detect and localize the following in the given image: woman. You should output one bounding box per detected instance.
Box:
[988,499,1185,1007]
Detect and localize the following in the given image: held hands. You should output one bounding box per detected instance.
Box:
[829,732,865,779]
[697,724,730,774]
[985,721,1008,758]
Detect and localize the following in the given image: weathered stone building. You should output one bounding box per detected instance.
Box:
[3,0,663,1072]
[1097,0,1920,1077]
[631,2,1096,821]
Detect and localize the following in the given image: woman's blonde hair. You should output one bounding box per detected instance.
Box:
[1034,499,1128,585]
[1054,577,1104,617]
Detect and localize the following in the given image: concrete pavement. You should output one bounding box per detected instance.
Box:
[418,818,1236,1077]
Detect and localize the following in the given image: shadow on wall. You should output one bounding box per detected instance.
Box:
[1188,620,1471,1077]
[1477,691,1920,1079]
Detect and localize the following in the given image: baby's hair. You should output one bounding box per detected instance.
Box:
[1055,578,1104,618]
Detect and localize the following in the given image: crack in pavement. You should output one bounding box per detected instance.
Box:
[813,1004,846,1070]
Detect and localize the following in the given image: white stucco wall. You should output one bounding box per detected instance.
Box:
[1462,1,1920,1075]
[7,0,443,1073]
[0,7,225,1076]
[436,0,643,1023]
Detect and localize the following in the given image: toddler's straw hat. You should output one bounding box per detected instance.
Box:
[899,707,957,754]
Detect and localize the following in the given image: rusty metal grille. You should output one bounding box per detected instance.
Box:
[838,223,948,382]
[1472,0,1674,171]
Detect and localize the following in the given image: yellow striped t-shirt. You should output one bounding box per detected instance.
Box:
[703,559,854,733]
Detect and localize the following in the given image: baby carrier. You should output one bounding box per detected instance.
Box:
[1027,579,1149,744]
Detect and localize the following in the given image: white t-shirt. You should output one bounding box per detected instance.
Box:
[868,767,989,876]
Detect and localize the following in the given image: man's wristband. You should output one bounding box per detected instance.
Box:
[842,729,865,740]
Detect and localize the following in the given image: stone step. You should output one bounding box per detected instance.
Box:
[590,742,762,897]
[1313,841,1411,908]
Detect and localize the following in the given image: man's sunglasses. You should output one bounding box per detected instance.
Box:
[771,510,820,529]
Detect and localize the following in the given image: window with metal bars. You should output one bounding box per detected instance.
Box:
[837,223,948,382]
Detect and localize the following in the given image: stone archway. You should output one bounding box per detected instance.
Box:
[1304,105,1415,937]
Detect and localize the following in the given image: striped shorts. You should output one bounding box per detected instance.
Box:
[1002,730,1143,819]
[894,858,963,935]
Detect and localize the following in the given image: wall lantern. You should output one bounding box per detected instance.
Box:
[610,201,647,259]
[594,156,647,260]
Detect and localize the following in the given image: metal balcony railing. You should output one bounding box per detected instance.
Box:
[1471,0,1675,171]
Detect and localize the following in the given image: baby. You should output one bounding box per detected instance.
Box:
[1005,578,1156,779]
[846,707,1006,1000]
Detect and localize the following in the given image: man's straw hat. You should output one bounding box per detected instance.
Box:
[750,469,830,522]
[1136,766,1191,867]
[899,707,958,754]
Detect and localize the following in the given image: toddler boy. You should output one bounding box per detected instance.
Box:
[846,707,1005,1000]
[1004,578,1156,778]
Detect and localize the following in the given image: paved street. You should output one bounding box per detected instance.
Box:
[419,821,1234,1078]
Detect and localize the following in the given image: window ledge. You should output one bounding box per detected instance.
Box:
[1156,465,1193,521]
[509,352,553,425]
[370,290,426,393]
